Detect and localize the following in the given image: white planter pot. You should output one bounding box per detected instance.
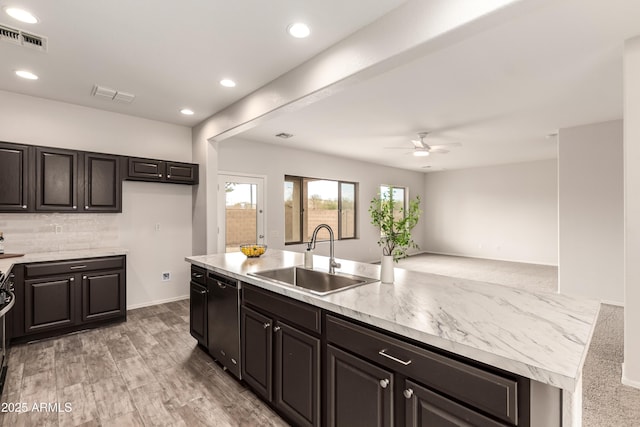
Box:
[380,255,394,284]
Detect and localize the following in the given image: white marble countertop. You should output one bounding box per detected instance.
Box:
[0,247,128,274]
[186,249,600,392]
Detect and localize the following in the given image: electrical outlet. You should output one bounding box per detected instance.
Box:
[155,223,161,232]
[55,225,62,234]
[161,272,171,281]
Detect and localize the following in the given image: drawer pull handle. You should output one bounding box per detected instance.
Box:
[217,281,226,289]
[403,388,414,399]
[69,277,74,282]
[83,275,87,280]
[378,349,412,366]
[199,290,207,295]
[22,205,27,209]
[263,322,271,329]
[192,273,204,278]
[273,326,281,332]
[379,379,389,389]
[70,265,87,270]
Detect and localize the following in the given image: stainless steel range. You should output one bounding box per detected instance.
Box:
[0,270,16,394]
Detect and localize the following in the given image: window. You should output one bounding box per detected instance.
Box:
[284,175,357,244]
[379,185,407,222]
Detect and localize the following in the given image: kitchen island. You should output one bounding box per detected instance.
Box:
[186,249,600,427]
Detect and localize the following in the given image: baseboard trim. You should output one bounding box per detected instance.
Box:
[622,363,640,390]
[127,294,189,310]
[420,250,558,267]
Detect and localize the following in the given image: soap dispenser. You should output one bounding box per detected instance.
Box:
[304,243,314,269]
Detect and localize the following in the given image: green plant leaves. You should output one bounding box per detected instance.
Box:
[369,187,422,262]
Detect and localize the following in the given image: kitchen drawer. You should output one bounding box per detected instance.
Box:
[326,314,518,425]
[243,285,321,334]
[190,265,206,286]
[25,256,125,278]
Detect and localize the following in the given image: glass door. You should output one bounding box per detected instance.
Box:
[218,174,265,253]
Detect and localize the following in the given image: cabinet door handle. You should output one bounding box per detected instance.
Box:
[273,326,281,332]
[22,205,27,209]
[378,349,412,366]
[217,281,226,289]
[82,275,87,280]
[199,289,207,294]
[192,273,204,278]
[69,277,74,282]
[263,322,271,329]
[379,379,390,389]
[167,175,171,178]
[72,205,77,209]
[158,174,163,178]
[85,205,89,210]
[70,265,87,270]
[403,388,414,399]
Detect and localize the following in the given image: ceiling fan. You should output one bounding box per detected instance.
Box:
[387,132,460,157]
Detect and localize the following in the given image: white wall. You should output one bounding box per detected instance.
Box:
[423,160,558,265]
[558,120,624,305]
[623,36,640,388]
[217,137,426,262]
[0,90,193,308]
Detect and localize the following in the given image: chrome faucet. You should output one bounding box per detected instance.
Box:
[308,224,341,274]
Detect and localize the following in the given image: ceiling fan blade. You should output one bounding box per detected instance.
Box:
[384,146,411,149]
[429,142,461,148]
[429,148,450,154]
[411,139,425,149]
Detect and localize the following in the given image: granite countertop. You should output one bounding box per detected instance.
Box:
[0,247,128,274]
[186,249,600,392]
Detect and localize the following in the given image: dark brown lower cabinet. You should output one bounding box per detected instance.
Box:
[81,270,125,322]
[404,379,507,427]
[24,275,77,333]
[274,322,320,427]
[242,306,273,401]
[12,256,127,342]
[189,281,208,347]
[327,344,393,427]
[241,290,321,427]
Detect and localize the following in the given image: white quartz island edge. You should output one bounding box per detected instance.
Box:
[186,250,600,394]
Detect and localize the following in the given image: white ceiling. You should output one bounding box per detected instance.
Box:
[1,0,639,172]
[0,0,406,125]
[239,0,640,172]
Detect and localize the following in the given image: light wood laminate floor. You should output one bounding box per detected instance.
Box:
[0,300,288,427]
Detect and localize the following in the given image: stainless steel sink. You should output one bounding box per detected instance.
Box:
[249,266,377,295]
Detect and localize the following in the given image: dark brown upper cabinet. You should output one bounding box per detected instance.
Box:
[0,141,30,212]
[126,157,198,185]
[82,152,122,212]
[35,146,79,212]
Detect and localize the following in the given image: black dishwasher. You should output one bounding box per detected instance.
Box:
[207,270,242,379]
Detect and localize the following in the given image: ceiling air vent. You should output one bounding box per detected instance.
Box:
[0,24,47,52]
[92,85,136,104]
[275,132,294,139]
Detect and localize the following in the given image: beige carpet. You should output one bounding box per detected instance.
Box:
[396,253,640,425]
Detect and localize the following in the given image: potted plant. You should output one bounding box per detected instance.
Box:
[369,187,421,283]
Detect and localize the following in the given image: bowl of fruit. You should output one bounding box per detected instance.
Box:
[240,244,267,258]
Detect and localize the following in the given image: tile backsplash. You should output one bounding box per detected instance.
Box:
[0,213,120,254]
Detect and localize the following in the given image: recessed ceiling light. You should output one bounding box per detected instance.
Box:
[5,7,38,24]
[220,79,236,88]
[413,150,430,157]
[180,108,194,115]
[15,70,38,80]
[287,23,310,38]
